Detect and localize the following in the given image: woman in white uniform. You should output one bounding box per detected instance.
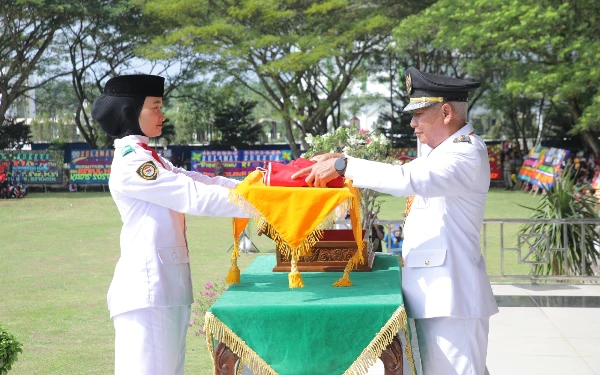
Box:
[92,75,249,375]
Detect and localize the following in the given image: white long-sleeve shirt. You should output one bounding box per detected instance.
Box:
[107,135,249,317]
[345,124,498,319]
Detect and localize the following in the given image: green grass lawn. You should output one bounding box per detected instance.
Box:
[0,188,539,374]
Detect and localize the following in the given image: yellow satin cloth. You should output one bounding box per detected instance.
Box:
[228,170,364,288]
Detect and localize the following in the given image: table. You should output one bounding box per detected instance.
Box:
[205,254,416,375]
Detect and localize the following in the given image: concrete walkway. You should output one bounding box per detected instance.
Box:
[487,283,600,375]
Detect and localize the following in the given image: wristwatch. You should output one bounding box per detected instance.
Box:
[334,157,348,177]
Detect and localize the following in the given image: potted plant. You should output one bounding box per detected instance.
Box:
[518,167,600,277]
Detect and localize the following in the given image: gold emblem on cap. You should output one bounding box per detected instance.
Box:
[405,73,412,93]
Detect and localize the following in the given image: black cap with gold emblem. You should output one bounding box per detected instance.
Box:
[403,67,480,112]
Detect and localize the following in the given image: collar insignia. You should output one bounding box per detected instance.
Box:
[122,145,135,157]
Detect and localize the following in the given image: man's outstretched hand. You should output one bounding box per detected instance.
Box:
[291,158,340,188]
[309,152,344,163]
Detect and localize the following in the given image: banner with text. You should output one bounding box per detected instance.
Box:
[0,150,63,184]
[70,148,172,184]
[191,150,292,179]
[70,149,114,184]
[517,146,570,189]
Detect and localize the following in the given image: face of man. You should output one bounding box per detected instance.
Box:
[138,96,165,137]
[410,103,444,148]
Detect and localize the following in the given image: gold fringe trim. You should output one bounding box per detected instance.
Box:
[206,305,415,375]
[229,190,262,219]
[205,312,278,375]
[342,305,416,375]
[334,186,365,287]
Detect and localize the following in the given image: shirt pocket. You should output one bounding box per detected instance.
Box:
[405,248,447,268]
[157,246,190,265]
[412,196,430,209]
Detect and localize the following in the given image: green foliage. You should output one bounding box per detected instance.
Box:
[211,100,263,149]
[518,168,600,277]
[0,119,31,150]
[143,0,420,156]
[0,326,23,375]
[0,0,77,124]
[395,0,600,153]
[304,126,391,162]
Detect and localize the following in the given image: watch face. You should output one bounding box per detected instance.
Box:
[335,157,346,172]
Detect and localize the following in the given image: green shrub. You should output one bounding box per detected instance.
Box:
[0,326,23,375]
[519,167,600,277]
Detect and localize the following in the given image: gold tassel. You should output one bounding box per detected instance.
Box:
[334,187,364,287]
[226,261,241,284]
[333,270,353,287]
[227,218,249,284]
[288,257,304,289]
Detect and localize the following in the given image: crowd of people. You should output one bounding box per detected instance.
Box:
[0,170,27,199]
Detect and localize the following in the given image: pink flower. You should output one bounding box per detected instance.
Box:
[205,282,213,289]
[194,311,199,316]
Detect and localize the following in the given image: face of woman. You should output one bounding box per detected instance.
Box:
[138,96,165,137]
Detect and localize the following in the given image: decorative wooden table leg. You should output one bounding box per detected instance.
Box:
[380,335,403,375]
[214,341,239,375]
[215,336,402,375]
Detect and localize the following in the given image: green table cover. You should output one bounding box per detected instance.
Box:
[205,254,416,375]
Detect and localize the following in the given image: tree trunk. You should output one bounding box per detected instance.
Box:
[283,117,300,158]
[581,130,600,156]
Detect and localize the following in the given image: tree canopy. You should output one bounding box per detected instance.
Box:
[144,0,429,156]
[394,0,600,153]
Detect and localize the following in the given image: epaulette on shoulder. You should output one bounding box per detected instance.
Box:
[453,135,472,144]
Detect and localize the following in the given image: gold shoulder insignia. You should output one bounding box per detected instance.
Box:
[453,135,472,144]
[136,161,158,181]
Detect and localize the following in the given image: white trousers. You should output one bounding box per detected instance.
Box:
[415,317,489,375]
[113,306,191,375]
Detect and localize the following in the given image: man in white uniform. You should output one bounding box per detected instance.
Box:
[292,67,499,374]
[92,75,249,375]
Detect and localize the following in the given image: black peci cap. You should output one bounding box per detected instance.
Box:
[92,74,165,137]
[103,74,165,98]
[403,67,480,112]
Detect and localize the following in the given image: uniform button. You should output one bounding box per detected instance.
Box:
[424,260,430,266]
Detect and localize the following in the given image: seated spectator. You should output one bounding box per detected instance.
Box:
[369,212,385,253]
[214,160,225,176]
[13,185,25,198]
[1,178,9,199]
[384,225,403,254]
